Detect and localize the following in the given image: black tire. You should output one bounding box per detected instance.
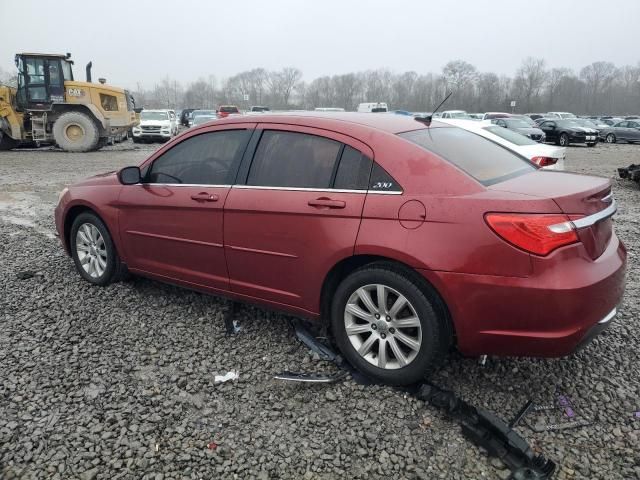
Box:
[132,137,141,143]
[559,133,569,147]
[52,111,100,152]
[605,133,616,144]
[0,130,17,151]
[70,212,123,286]
[331,263,450,385]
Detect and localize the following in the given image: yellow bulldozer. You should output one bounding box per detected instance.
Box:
[0,53,139,152]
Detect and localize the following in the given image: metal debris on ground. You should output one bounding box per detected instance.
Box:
[223,301,242,335]
[512,394,591,433]
[15,270,43,280]
[214,371,239,384]
[618,164,640,187]
[275,320,556,480]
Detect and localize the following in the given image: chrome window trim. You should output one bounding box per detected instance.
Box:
[232,185,403,195]
[136,183,404,195]
[571,200,617,229]
[139,183,232,188]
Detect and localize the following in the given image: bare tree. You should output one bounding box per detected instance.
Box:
[580,61,617,112]
[513,57,547,112]
[442,60,477,89]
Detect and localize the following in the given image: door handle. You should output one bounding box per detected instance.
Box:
[308,198,346,209]
[190,192,219,202]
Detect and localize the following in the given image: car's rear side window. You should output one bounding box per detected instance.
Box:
[399,127,535,186]
[334,146,372,190]
[248,130,341,188]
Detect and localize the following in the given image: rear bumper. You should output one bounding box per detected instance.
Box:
[420,234,627,357]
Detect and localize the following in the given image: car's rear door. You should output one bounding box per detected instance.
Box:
[223,125,373,315]
[118,124,255,291]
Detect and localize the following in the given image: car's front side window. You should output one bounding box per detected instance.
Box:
[146,130,250,185]
[247,130,341,188]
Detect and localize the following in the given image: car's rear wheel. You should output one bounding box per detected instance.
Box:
[606,133,616,143]
[559,133,569,146]
[331,264,450,385]
[70,213,122,286]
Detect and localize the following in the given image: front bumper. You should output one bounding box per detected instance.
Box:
[420,234,626,357]
[133,130,172,139]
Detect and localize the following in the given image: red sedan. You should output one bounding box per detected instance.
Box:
[54,113,626,385]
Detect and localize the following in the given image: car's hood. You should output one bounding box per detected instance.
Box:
[572,127,598,134]
[139,119,171,126]
[73,171,119,187]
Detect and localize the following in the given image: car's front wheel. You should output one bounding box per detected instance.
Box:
[559,133,569,146]
[605,133,616,144]
[331,264,450,385]
[70,213,122,286]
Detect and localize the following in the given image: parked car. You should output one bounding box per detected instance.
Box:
[189,110,218,127]
[538,119,598,146]
[546,112,577,119]
[191,115,218,127]
[131,110,175,143]
[250,106,270,112]
[440,110,469,119]
[357,102,388,113]
[569,118,610,141]
[467,113,484,120]
[509,114,538,127]
[440,119,565,170]
[600,117,624,126]
[180,109,197,127]
[482,112,510,120]
[55,113,626,385]
[491,118,546,142]
[600,120,640,144]
[315,107,346,112]
[527,113,546,121]
[168,110,179,135]
[217,106,241,118]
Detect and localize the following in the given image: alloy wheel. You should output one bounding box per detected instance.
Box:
[76,223,107,278]
[344,284,422,370]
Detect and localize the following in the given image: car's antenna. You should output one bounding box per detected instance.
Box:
[415,91,453,126]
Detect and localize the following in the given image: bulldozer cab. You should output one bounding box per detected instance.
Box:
[15,53,74,111]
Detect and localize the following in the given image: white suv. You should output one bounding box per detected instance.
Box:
[132,110,176,143]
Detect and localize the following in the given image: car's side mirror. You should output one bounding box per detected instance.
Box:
[118,166,142,185]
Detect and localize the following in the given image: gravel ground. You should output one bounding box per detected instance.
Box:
[0,140,639,479]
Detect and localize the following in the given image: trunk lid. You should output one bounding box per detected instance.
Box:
[489,171,614,259]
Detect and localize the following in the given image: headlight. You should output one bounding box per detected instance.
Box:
[58,187,69,204]
[133,127,141,132]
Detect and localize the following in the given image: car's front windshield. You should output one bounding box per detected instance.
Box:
[449,112,468,119]
[141,111,169,121]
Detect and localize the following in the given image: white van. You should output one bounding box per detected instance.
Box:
[357,102,388,113]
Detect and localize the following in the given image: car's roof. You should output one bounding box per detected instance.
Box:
[142,109,170,113]
[202,111,445,134]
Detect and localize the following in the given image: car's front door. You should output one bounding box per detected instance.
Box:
[118,125,254,291]
[539,121,557,142]
[223,125,373,315]
[627,121,640,141]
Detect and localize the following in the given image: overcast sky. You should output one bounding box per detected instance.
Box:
[1,0,639,89]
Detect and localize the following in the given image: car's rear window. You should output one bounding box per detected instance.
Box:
[220,106,239,113]
[483,126,538,146]
[399,127,535,186]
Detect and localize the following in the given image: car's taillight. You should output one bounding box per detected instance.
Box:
[530,156,557,167]
[485,213,579,256]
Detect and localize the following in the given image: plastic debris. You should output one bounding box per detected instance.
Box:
[16,271,42,280]
[207,441,218,450]
[214,371,239,384]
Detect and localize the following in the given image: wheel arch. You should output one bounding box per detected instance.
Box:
[51,104,108,135]
[63,203,120,256]
[319,254,456,345]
